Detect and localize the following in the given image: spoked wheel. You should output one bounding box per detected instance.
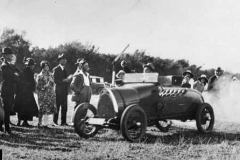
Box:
[155,120,171,133]
[120,104,147,142]
[73,103,99,138]
[196,103,215,133]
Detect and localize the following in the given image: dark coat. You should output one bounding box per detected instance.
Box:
[14,67,38,120]
[122,66,132,73]
[207,75,218,91]
[53,65,68,103]
[70,71,91,102]
[1,61,20,97]
[181,83,191,88]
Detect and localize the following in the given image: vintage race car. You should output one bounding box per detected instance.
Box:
[73,73,214,142]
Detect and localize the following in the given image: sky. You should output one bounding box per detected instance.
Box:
[1,0,240,72]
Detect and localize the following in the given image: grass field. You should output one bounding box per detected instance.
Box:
[1,95,240,160]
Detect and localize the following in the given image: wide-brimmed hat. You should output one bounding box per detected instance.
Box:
[79,59,88,66]
[182,70,194,78]
[197,74,208,82]
[2,47,13,54]
[23,57,36,66]
[216,67,223,72]
[143,63,155,72]
[57,53,67,61]
[116,70,125,78]
[75,58,83,65]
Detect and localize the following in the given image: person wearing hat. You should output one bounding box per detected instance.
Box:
[181,70,194,88]
[0,47,21,134]
[14,57,38,127]
[143,63,155,73]
[193,74,208,93]
[207,67,224,91]
[121,60,132,73]
[115,70,125,86]
[73,58,83,75]
[69,58,84,124]
[36,61,57,128]
[53,53,70,126]
[70,59,92,110]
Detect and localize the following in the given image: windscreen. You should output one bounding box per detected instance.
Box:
[123,73,159,83]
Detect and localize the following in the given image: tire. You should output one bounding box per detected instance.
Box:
[196,103,215,133]
[155,120,171,133]
[120,104,147,142]
[73,103,99,138]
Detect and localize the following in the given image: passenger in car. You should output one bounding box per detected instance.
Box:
[121,60,132,73]
[143,63,155,73]
[193,74,208,93]
[115,70,125,86]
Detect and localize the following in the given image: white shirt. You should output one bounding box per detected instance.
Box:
[80,70,90,86]
[59,64,65,71]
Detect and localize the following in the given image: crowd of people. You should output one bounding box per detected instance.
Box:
[180,67,225,93]
[0,47,92,134]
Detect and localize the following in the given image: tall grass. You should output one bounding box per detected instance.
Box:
[1,95,240,159]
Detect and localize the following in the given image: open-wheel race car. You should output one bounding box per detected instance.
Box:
[73,73,214,142]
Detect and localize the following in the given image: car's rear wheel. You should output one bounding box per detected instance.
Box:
[120,104,147,142]
[196,103,214,133]
[74,103,99,138]
[155,120,171,132]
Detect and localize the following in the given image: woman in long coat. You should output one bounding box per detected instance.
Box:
[36,61,56,127]
[14,58,38,126]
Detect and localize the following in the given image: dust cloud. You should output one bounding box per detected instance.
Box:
[203,74,240,123]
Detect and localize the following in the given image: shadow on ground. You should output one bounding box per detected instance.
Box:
[1,120,240,150]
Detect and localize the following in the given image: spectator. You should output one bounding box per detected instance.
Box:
[73,58,82,75]
[207,67,224,91]
[36,61,57,128]
[9,54,21,122]
[193,74,208,93]
[70,58,84,124]
[70,59,92,109]
[181,75,191,88]
[14,57,38,127]
[181,70,194,88]
[0,47,20,134]
[53,53,70,126]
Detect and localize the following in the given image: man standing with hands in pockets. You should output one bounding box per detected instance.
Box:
[53,53,72,126]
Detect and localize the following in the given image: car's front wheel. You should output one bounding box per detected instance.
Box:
[73,103,99,138]
[196,103,214,133]
[120,104,147,142]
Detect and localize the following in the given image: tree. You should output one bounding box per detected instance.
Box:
[0,28,32,69]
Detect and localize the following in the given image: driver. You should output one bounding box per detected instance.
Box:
[143,63,155,73]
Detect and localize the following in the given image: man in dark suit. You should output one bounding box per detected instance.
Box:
[0,47,20,134]
[53,53,70,126]
[207,67,224,92]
